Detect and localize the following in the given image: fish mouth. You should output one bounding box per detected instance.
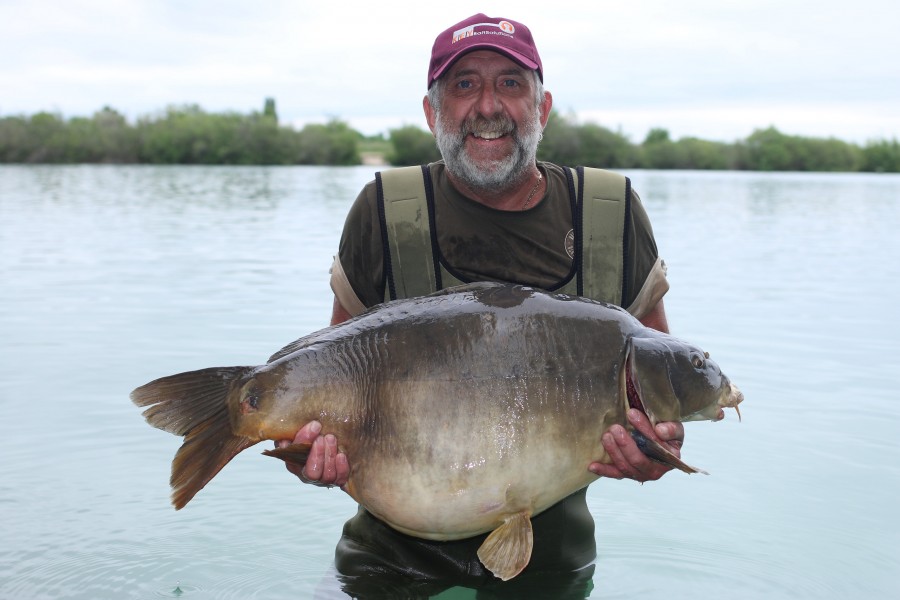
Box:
[719,382,744,422]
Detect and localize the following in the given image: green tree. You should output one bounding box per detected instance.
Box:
[861,139,900,172]
[91,107,139,162]
[739,127,793,170]
[538,111,636,167]
[0,116,34,162]
[293,119,360,165]
[135,105,293,165]
[673,137,734,170]
[639,128,680,169]
[263,97,278,124]
[2,102,894,171]
[537,110,581,165]
[27,112,68,162]
[737,127,863,172]
[388,125,441,165]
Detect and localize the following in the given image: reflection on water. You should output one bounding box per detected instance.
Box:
[1,166,898,598]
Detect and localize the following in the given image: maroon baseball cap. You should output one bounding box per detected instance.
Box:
[427,14,543,88]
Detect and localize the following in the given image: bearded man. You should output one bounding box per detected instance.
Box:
[279,13,682,594]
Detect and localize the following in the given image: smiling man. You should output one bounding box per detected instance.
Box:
[426,49,548,208]
[279,13,682,592]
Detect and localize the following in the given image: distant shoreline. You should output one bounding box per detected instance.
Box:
[2,103,898,172]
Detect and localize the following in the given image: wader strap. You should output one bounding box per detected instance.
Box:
[378,164,629,306]
[377,165,441,302]
[570,166,629,306]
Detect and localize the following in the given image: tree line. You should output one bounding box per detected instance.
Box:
[0,101,359,166]
[1,100,898,172]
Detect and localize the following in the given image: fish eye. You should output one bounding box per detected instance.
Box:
[245,386,260,409]
[691,354,705,369]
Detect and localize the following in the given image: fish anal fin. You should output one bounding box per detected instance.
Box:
[631,430,709,475]
[477,511,533,581]
[262,443,313,468]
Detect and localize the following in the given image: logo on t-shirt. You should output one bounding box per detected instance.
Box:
[565,229,575,258]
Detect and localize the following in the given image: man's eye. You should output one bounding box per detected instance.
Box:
[457,80,473,89]
[502,79,520,87]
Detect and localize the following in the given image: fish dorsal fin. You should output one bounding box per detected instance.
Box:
[476,511,534,581]
[267,329,339,363]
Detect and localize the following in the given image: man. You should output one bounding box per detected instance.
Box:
[280,13,684,592]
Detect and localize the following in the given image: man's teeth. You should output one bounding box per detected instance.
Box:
[474,131,503,140]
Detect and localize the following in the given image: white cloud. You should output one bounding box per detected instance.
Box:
[1,0,898,142]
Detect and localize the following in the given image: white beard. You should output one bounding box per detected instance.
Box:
[435,108,543,192]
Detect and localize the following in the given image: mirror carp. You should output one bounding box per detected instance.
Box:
[132,283,743,580]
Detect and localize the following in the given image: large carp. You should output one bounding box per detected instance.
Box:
[132,283,742,580]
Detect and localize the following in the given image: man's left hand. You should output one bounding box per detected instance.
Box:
[589,409,684,482]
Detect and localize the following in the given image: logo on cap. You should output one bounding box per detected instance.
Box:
[452,20,516,43]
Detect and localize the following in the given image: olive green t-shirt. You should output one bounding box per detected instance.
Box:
[338,161,660,309]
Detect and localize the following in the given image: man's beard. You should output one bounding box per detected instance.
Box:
[434,109,542,192]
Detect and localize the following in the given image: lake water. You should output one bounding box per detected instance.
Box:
[1,165,898,599]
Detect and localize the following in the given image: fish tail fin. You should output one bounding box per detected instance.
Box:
[631,430,709,475]
[477,511,534,581]
[131,366,257,509]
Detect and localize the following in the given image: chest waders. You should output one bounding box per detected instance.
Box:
[375,165,632,305]
[336,165,627,582]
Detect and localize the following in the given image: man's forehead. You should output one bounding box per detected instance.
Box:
[445,50,530,77]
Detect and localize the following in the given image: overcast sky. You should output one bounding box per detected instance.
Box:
[2,0,897,143]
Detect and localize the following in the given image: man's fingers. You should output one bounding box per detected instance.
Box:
[629,410,684,458]
[303,435,326,480]
[626,409,657,439]
[654,420,685,446]
[320,434,338,482]
[294,420,323,445]
[603,422,673,482]
[600,427,638,479]
[274,422,350,488]
[306,434,348,486]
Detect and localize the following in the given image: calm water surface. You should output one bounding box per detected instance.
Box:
[1,165,897,599]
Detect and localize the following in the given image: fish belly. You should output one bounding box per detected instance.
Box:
[342,380,607,540]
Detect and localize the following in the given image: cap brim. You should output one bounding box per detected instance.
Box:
[430,44,541,86]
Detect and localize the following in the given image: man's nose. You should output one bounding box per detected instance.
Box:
[474,84,502,116]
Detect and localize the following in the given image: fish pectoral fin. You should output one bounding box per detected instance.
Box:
[476,511,533,581]
[631,430,709,475]
[262,442,312,468]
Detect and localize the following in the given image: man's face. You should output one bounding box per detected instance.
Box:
[425,50,552,191]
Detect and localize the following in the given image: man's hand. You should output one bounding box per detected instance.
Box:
[275,421,350,488]
[589,409,685,482]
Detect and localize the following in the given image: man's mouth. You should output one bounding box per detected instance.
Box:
[472,130,506,140]
[464,114,515,142]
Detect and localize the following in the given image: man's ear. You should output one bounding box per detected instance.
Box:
[423,95,437,135]
[539,90,553,129]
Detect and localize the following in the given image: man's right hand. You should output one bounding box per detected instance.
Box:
[275,421,350,488]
